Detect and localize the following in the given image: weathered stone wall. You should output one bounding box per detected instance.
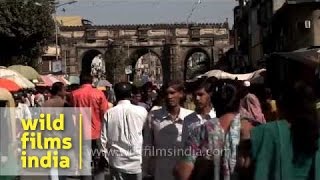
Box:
[59,23,230,82]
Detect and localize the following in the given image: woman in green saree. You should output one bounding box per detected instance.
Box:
[250,81,320,180]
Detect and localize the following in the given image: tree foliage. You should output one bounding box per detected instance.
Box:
[0,0,55,66]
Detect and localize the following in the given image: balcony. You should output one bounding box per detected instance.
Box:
[138,28,149,41]
[85,28,97,42]
[189,27,201,40]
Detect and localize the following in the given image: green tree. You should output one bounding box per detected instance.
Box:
[0,0,55,67]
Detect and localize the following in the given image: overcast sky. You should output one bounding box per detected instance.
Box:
[57,0,237,25]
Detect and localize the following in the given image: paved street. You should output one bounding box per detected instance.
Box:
[19,171,110,180]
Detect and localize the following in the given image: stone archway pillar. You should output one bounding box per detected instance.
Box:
[173,46,184,80]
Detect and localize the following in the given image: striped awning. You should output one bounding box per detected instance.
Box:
[37,74,69,87]
[55,75,70,85]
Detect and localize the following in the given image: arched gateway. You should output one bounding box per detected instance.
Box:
[60,23,230,83]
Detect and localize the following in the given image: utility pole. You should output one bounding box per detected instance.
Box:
[35,0,77,73]
[186,0,201,25]
[54,1,77,73]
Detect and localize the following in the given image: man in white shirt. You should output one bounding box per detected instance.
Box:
[143,80,193,180]
[181,77,217,144]
[29,90,35,107]
[101,82,148,180]
[15,94,32,137]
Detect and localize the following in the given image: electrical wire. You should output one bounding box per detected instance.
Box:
[186,0,201,24]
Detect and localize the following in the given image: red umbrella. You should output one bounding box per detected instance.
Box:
[0,78,21,92]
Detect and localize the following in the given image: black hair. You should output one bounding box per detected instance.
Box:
[132,85,142,95]
[142,82,153,91]
[162,80,185,93]
[68,84,80,91]
[50,82,65,96]
[264,88,273,99]
[13,93,21,101]
[278,81,319,157]
[114,82,132,100]
[79,73,93,85]
[193,77,218,93]
[211,79,242,117]
[21,93,28,98]
[102,90,109,99]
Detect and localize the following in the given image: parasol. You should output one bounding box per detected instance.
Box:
[187,69,266,83]
[37,74,69,87]
[95,79,112,87]
[0,79,21,92]
[38,74,60,87]
[69,75,80,85]
[0,67,35,89]
[8,65,40,81]
[55,75,70,85]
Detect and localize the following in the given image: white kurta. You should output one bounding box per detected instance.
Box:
[144,107,193,180]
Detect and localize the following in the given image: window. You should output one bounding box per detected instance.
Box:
[138,29,149,41]
[65,50,71,65]
[191,29,200,36]
[47,60,51,72]
[138,30,148,36]
[41,59,51,74]
[65,50,70,58]
[86,29,97,43]
[157,67,161,75]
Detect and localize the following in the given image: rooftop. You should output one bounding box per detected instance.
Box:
[56,16,84,26]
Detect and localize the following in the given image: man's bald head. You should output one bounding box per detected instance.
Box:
[114,82,133,100]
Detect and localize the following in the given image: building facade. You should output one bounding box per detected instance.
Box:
[47,21,230,83]
[234,0,320,69]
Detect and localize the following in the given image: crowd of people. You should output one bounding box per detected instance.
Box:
[4,72,320,180]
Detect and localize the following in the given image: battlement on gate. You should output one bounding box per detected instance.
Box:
[60,22,229,31]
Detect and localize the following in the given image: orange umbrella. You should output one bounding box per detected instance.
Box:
[0,78,21,92]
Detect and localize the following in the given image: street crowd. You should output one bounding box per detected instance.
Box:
[8,72,320,180]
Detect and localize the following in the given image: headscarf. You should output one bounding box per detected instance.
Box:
[240,93,266,124]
